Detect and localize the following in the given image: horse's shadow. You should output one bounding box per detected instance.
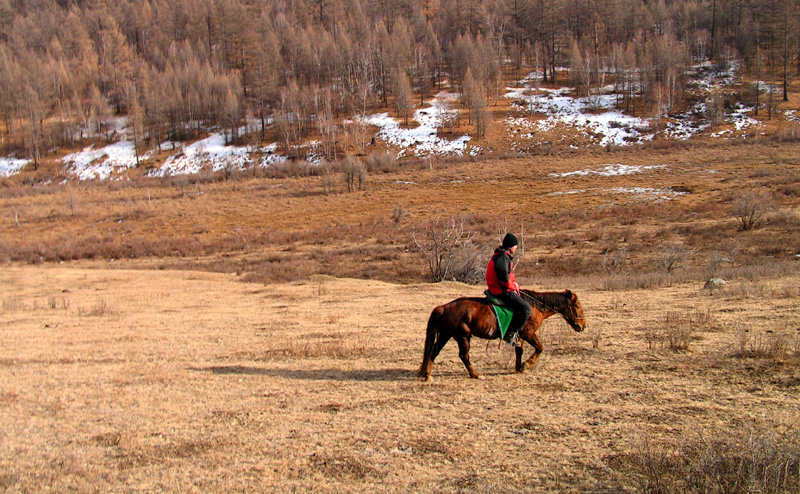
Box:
[191,365,412,382]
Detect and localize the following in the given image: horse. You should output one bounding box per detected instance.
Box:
[418,289,586,381]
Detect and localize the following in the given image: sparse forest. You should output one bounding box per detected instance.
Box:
[0,0,798,167]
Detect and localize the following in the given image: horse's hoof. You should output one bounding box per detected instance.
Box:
[420,376,433,383]
[472,374,485,380]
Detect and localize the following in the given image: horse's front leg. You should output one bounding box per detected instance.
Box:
[455,336,483,379]
[517,332,543,373]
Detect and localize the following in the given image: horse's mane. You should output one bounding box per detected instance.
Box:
[520,289,569,312]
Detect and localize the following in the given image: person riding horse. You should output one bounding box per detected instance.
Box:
[485,233,532,347]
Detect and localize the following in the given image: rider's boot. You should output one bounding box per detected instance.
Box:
[503,331,521,347]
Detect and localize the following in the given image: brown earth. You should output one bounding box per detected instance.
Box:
[1,263,799,492]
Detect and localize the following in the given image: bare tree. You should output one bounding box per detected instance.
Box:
[706,88,725,128]
[657,243,691,274]
[411,215,478,282]
[98,22,135,113]
[731,191,776,231]
[126,84,144,168]
[603,247,629,274]
[343,118,371,156]
[472,84,490,138]
[340,154,367,192]
[435,96,459,133]
[393,67,414,125]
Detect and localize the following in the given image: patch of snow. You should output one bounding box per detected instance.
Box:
[729,104,759,131]
[0,157,30,177]
[551,164,667,178]
[365,91,471,158]
[259,142,288,167]
[153,132,253,176]
[546,189,588,196]
[752,81,784,97]
[610,186,688,200]
[690,60,739,92]
[710,104,761,138]
[505,84,652,146]
[546,186,687,202]
[62,140,142,180]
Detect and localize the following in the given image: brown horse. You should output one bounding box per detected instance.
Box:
[418,289,586,381]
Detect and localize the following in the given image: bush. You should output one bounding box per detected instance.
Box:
[731,192,776,231]
[625,423,800,494]
[410,215,481,283]
[364,152,399,173]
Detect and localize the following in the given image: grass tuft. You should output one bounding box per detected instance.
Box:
[625,423,800,494]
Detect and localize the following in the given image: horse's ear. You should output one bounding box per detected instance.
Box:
[565,289,573,298]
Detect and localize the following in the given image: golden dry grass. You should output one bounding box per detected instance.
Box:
[1,264,799,492]
[2,117,800,491]
[3,141,800,286]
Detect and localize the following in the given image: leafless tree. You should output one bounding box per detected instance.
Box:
[393,67,414,125]
[657,243,691,274]
[472,86,490,138]
[340,154,366,193]
[411,215,478,283]
[603,247,629,274]
[731,191,776,231]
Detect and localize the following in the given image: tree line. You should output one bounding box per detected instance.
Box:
[0,0,797,169]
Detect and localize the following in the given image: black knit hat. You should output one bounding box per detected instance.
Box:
[502,233,519,249]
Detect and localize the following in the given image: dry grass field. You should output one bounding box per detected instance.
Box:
[1,263,799,493]
[2,136,800,491]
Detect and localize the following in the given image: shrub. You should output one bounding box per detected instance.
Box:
[731,191,776,231]
[364,152,399,173]
[410,215,479,283]
[340,155,367,192]
[625,423,800,494]
[657,243,691,274]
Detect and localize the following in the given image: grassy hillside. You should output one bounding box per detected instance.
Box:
[2,140,799,290]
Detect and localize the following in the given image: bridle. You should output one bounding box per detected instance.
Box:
[521,291,585,331]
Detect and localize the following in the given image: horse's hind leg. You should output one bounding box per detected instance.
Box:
[430,333,450,362]
[455,337,483,380]
[420,333,451,381]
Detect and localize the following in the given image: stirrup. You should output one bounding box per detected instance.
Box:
[503,334,521,347]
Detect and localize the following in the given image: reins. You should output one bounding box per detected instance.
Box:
[521,290,579,324]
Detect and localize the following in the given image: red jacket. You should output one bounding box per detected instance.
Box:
[486,249,520,295]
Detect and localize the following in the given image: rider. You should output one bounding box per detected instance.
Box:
[486,233,531,347]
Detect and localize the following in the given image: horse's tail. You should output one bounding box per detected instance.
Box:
[418,306,443,378]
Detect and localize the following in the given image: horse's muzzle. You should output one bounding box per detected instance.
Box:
[570,319,586,332]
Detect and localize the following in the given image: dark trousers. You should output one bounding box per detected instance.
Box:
[498,291,532,339]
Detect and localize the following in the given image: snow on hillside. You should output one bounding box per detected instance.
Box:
[149,132,253,177]
[365,91,472,158]
[50,92,476,181]
[0,157,30,177]
[62,141,142,180]
[505,86,652,147]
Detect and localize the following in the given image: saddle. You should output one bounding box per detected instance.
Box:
[484,290,515,339]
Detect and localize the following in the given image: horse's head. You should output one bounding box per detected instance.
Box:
[562,290,586,332]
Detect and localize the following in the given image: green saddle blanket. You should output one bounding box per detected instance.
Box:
[484,290,515,339]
